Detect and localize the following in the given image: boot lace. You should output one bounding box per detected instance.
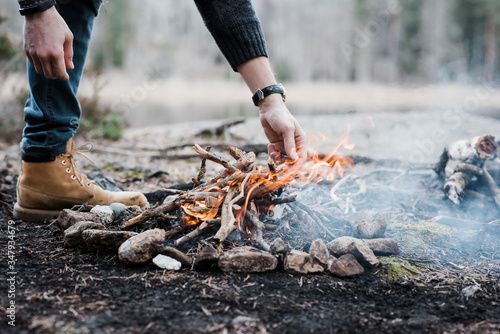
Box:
[60,143,96,187]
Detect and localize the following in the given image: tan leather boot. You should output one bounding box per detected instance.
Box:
[14,139,149,222]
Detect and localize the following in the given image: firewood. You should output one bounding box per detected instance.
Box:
[456,163,484,175]
[193,142,238,173]
[444,172,472,205]
[122,191,221,228]
[292,202,336,239]
[173,218,221,247]
[481,167,500,208]
[193,146,210,185]
[213,174,250,247]
[228,146,245,160]
[245,210,270,252]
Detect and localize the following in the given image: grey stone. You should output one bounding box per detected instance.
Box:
[327,236,379,268]
[193,244,219,270]
[118,228,166,265]
[309,239,330,266]
[83,229,138,251]
[152,254,182,271]
[270,238,290,254]
[218,246,278,273]
[355,217,387,239]
[63,221,106,247]
[110,202,128,221]
[329,254,365,277]
[159,246,192,267]
[90,205,114,224]
[363,238,400,255]
[284,250,324,274]
[55,209,102,230]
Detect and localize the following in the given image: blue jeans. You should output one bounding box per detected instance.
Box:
[21,0,102,162]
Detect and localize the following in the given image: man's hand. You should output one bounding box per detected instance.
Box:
[23,6,74,80]
[259,94,307,163]
[237,56,307,163]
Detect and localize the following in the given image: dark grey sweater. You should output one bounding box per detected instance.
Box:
[194,0,268,71]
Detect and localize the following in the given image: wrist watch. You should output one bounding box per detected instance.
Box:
[252,84,286,106]
[19,0,56,16]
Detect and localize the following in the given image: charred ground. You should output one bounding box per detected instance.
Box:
[1,139,500,334]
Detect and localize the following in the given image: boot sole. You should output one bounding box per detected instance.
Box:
[13,203,61,222]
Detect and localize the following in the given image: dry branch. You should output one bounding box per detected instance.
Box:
[174,219,221,247]
[245,210,270,251]
[193,143,238,173]
[481,167,500,208]
[292,202,336,239]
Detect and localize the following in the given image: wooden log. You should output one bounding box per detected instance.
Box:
[481,167,500,208]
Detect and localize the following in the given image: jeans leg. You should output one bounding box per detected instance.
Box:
[21,0,102,162]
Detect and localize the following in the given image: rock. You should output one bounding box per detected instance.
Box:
[90,205,114,224]
[159,246,192,267]
[270,238,290,255]
[109,202,128,221]
[309,239,329,266]
[283,250,324,274]
[327,236,379,268]
[55,209,102,230]
[355,217,387,239]
[83,230,138,251]
[152,254,182,271]
[118,228,166,266]
[63,221,106,247]
[218,246,278,273]
[193,244,219,270]
[329,254,365,277]
[363,238,400,255]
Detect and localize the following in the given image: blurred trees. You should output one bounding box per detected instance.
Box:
[454,0,500,82]
[0,0,499,84]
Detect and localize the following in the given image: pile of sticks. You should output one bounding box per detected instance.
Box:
[122,143,300,251]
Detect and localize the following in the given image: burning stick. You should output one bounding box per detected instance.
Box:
[245,210,271,252]
[174,219,221,247]
[213,174,250,247]
[122,192,221,228]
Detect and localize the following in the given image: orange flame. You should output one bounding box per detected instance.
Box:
[179,127,355,233]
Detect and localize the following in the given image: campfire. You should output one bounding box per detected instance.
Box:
[54,132,500,278]
[123,142,352,248]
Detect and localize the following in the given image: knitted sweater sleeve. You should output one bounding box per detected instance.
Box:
[193,0,268,72]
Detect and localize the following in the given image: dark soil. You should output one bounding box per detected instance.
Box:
[1,145,500,334]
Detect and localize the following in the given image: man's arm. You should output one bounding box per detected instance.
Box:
[194,0,307,161]
[238,56,306,161]
[21,5,74,80]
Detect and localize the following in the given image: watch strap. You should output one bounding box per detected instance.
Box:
[19,0,56,16]
[252,84,286,106]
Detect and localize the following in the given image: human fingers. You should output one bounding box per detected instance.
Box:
[282,127,299,160]
[63,32,74,70]
[52,50,70,80]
